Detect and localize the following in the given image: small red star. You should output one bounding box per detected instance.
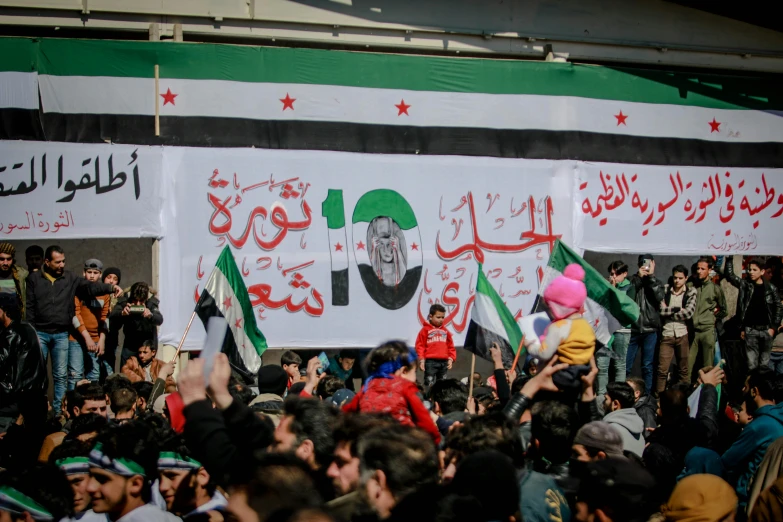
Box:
[160,88,177,106]
[235,318,243,329]
[334,242,343,252]
[395,99,411,116]
[411,242,419,250]
[356,240,366,250]
[222,296,232,309]
[614,111,628,126]
[514,309,524,321]
[709,118,721,133]
[280,93,296,111]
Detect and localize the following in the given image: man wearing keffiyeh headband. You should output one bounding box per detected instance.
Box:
[157,441,228,520]
[84,421,174,521]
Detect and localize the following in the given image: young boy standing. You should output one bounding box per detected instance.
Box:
[280,350,302,390]
[415,304,456,388]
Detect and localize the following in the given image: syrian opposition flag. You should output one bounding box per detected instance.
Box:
[195,246,267,380]
[464,265,523,368]
[351,189,423,310]
[322,189,350,306]
[535,240,639,345]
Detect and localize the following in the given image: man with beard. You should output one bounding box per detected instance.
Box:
[25,246,122,415]
[0,243,27,321]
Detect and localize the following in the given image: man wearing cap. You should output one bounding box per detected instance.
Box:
[574,458,658,522]
[0,242,28,321]
[248,365,288,410]
[572,421,626,462]
[69,259,112,385]
[25,246,123,415]
[86,421,175,521]
[626,254,665,395]
[157,446,227,519]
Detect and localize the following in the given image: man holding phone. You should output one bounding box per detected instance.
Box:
[626,254,665,395]
[109,281,163,367]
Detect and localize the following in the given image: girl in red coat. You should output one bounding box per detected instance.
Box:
[342,340,441,444]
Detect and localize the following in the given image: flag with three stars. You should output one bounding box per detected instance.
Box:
[195,245,267,380]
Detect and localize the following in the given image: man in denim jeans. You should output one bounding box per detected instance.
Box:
[25,246,122,415]
[626,254,665,395]
[70,258,113,383]
[596,260,633,397]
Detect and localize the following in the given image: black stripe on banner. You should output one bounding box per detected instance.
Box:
[43,113,783,167]
[0,108,45,141]
[2,109,781,167]
[194,291,255,383]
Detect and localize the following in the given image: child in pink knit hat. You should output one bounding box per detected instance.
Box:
[526,263,596,391]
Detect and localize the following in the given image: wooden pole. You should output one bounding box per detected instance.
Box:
[154,64,160,136]
[511,336,525,372]
[468,353,477,398]
[171,310,197,362]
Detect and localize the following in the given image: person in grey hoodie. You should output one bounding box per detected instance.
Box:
[602,381,645,458]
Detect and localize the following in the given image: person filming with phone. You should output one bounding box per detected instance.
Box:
[109,281,163,366]
[626,254,665,395]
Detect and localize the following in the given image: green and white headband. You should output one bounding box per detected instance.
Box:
[89,443,146,477]
[0,485,54,521]
[157,452,202,471]
[55,456,90,476]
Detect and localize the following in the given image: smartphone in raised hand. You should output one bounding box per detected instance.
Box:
[317,351,330,375]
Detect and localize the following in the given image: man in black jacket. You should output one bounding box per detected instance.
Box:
[626,254,665,395]
[109,281,163,366]
[25,245,122,415]
[721,257,783,370]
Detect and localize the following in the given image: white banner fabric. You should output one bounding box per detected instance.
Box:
[573,163,783,255]
[0,141,164,239]
[159,149,574,350]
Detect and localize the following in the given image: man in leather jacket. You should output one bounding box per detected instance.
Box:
[721,257,783,370]
[626,254,665,394]
[0,292,47,433]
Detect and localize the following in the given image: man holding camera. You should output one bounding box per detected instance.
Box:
[109,281,163,366]
[626,254,665,395]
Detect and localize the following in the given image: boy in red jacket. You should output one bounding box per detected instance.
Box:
[415,303,456,389]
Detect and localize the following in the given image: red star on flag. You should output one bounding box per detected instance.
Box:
[160,88,177,106]
[395,99,411,116]
[280,93,296,111]
[223,296,232,309]
[356,240,366,250]
[235,318,243,329]
[709,118,721,133]
[614,111,628,126]
[514,309,524,321]
[335,242,344,252]
[411,242,419,251]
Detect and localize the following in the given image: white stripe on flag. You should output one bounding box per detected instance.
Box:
[37,74,783,143]
[471,292,511,344]
[205,268,261,373]
[0,71,39,110]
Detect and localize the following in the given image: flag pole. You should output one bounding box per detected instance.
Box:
[154,64,160,136]
[511,336,525,372]
[171,310,197,363]
[468,353,476,398]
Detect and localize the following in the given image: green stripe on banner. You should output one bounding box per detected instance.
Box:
[351,189,418,229]
[214,246,268,354]
[322,189,346,230]
[476,266,522,352]
[0,38,36,72]
[1,37,769,110]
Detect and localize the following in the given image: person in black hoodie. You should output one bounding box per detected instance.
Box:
[109,281,163,366]
[646,366,722,467]
[627,376,657,438]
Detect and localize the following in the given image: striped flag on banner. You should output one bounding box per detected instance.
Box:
[195,246,267,379]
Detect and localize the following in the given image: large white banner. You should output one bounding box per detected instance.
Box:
[574,163,783,255]
[159,149,574,349]
[0,141,163,239]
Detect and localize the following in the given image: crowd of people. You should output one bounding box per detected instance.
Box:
[2,239,783,522]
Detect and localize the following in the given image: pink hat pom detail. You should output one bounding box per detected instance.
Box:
[563,263,585,281]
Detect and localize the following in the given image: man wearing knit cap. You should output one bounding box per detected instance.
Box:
[248,365,288,410]
[572,421,626,462]
[0,242,28,320]
[661,474,737,522]
[71,258,113,382]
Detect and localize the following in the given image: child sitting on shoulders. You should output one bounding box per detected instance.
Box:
[342,340,440,444]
